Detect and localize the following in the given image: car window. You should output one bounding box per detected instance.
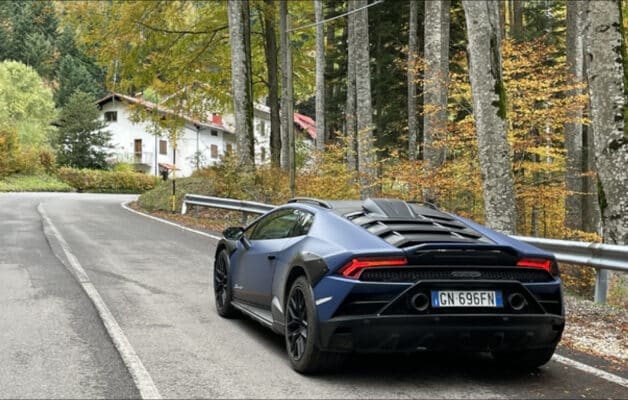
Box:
[249,209,300,240]
[292,210,314,237]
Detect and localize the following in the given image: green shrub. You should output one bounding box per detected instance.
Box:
[57,167,160,193]
[0,174,74,192]
[112,162,134,173]
[0,128,19,177]
[138,177,215,211]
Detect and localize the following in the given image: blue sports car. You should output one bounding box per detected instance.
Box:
[213,197,564,373]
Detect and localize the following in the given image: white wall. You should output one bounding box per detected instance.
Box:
[222,106,272,165]
[100,100,235,177]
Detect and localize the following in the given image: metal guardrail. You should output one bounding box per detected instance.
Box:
[181,194,275,225]
[182,194,627,303]
[512,236,628,304]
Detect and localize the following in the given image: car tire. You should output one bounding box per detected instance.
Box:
[493,347,556,369]
[285,276,344,374]
[213,250,236,318]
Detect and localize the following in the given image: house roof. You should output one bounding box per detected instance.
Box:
[96,92,231,133]
[96,92,317,139]
[294,112,316,139]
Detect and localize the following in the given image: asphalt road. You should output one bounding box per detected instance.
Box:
[0,192,626,399]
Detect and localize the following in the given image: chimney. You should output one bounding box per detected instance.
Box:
[212,113,223,125]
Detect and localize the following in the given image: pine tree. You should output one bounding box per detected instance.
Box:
[56,55,103,107]
[54,91,112,169]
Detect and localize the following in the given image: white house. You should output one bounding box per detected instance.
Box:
[97,92,316,177]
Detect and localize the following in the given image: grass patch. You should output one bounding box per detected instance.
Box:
[0,174,74,192]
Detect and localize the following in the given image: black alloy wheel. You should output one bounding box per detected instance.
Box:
[284,276,345,373]
[214,250,236,318]
[286,284,309,361]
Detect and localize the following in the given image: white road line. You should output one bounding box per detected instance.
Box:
[553,354,628,388]
[122,201,628,390]
[120,201,221,241]
[38,203,162,400]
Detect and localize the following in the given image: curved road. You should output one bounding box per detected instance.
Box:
[0,193,625,399]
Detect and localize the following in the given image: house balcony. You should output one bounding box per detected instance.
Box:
[133,152,154,166]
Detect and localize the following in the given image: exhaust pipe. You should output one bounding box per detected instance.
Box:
[411,293,430,312]
[508,293,527,311]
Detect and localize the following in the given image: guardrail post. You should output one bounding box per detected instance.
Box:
[594,269,608,304]
[242,211,249,226]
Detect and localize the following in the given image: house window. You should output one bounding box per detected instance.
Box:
[210,144,218,159]
[261,147,266,162]
[259,120,266,137]
[226,144,233,155]
[159,140,167,155]
[104,111,118,122]
[211,130,218,136]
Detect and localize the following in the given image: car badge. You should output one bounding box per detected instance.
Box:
[451,271,481,278]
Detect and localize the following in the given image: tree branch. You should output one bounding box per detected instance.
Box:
[134,20,228,35]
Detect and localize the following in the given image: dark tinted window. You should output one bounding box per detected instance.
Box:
[292,210,314,236]
[249,209,299,240]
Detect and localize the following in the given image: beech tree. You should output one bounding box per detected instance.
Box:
[407,0,419,160]
[315,0,325,151]
[353,0,376,198]
[228,0,255,167]
[462,0,516,234]
[423,0,450,201]
[585,0,627,245]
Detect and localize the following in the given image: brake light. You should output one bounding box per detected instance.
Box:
[517,258,557,275]
[339,257,408,279]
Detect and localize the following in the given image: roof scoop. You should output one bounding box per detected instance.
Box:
[363,198,417,218]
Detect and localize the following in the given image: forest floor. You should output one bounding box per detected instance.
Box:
[130,202,628,373]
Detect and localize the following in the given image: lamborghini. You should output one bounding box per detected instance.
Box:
[212,197,564,373]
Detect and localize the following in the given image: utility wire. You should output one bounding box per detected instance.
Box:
[287,0,384,33]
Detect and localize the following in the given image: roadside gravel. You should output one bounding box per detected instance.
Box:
[562,295,627,366]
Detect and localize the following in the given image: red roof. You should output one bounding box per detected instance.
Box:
[96,92,229,132]
[294,112,316,139]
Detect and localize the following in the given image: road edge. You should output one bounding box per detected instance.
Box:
[38,203,162,400]
[120,201,221,241]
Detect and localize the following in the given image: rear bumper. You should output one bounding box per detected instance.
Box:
[318,313,565,353]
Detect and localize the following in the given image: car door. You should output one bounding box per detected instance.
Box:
[232,209,301,308]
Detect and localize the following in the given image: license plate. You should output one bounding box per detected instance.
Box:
[431,290,503,308]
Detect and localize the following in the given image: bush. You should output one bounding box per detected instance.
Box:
[138,177,215,211]
[57,167,160,193]
[0,128,19,177]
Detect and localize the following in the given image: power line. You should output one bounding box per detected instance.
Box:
[287,0,384,33]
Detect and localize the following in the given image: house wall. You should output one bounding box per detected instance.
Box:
[222,107,272,165]
[100,100,235,177]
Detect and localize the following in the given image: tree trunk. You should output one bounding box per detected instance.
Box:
[423,0,450,202]
[564,0,585,231]
[324,0,337,141]
[510,0,523,40]
[262,0,281,168]
[345,0,357,172]
[462,0,517,234]
[407,0,419,160]
[315,0,325,151]
[279,1,292,171]
[353,0,375,198]
[228,0,255,167]
[585,0,627,245]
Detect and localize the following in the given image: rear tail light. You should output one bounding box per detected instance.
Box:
[517,258,559,276]
[338,257,408,279]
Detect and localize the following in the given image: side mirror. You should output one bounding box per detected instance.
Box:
[223,226,244,241]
